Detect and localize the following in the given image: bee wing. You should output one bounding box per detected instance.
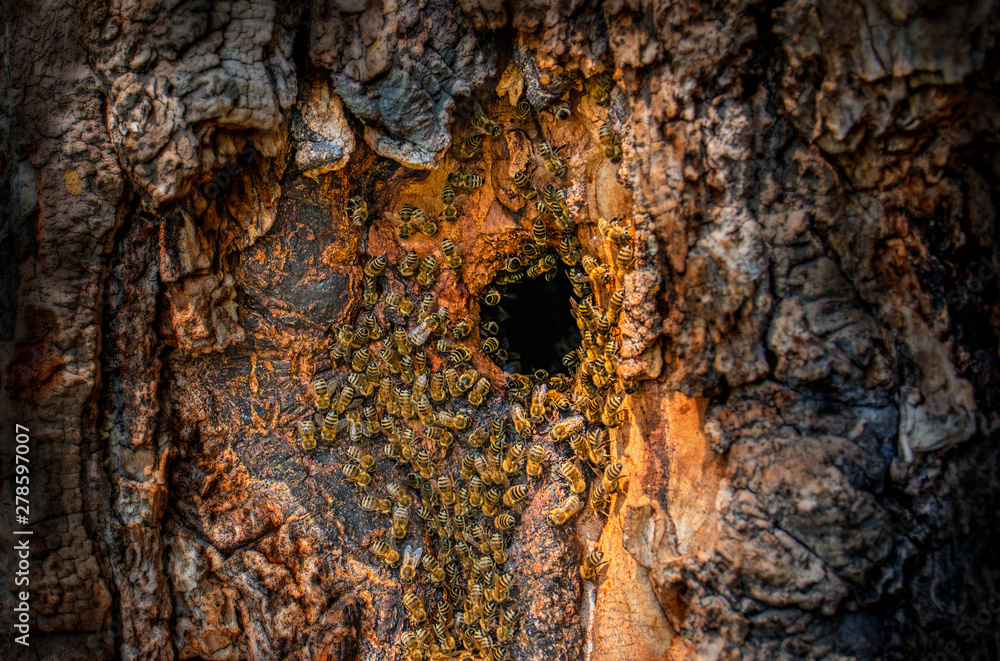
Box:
[411,546,424,566]
[335,417,351,432]
[313,413,325,427]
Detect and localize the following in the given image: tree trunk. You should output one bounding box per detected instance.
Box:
[2,1,998,660]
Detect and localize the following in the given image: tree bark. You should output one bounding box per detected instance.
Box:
[1,1,998,660]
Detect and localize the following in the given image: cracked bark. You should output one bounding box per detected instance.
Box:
[1,1,998,660]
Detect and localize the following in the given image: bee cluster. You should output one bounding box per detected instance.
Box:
[297,70,632,661]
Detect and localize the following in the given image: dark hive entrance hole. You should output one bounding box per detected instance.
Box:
[491,271,580,375]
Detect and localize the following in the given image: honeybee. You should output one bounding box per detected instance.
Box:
[442,238,463,269]
[298,421,316,452]
[364,255,387,278]
[362,275,379,309]
[342,460,371,486]
[582,255,613,285]
[330,325,355,362]
[586,428,609,465]
[515,97,533,120]
[513,171,537,200]
[598,216,631,244]
[480,335,500,355]
[557,233,581,265]
[589,72,614,106]
[440,185,459,222]
[451,315,475,338]
[507,373,532,400]
[467,377,491,407]
[386,292,415,317]
[458,173,485,189]
[346,445,375,470]
[501,443,525,475]
[510,404,531,435]
[471,111,502,137]
[399,631,420,658]
[400,544,423,582]
[436,410,470,430]
[463,425,486,450]
[353,326,371,347]
[360,493,392,515]
[547,494,582,525]
[416,255,438,287]
[482,287,501,305]
[422,550,447,582]
[552,99,571,120]
[346,196,368,226]
[448,346,473,366]
[530,219,548,247]
[398,249,419,277]
[580,551,607,580]
[546,389,572,411]
[416,293,437,320]
[415,449,435,480]
[320,411,339,443]
[608,288,624,322]
[495,513,516,530]
[352,372,375,399]
[602,462,623,493]
[460,134,482,158]
[398,388,415,419]
[434,622,457,652]
[407,314,439,347]
[482,488,502,516]
[602,395,625,427]
[598,123,623,163]
[416,212,439,237]
[351,346,371,373]
[390,505,410,539]
[496,607,518,643]
[455,365,476,392]
[616,244,635,272]
[502,484,528,511]
[530,384,547,422]
[370,538,400,566]
[413,350,428,376]
[429,373,447,402]
[383,443,406,464]
[402,593,427,623]
[468,475,484,509]
[526,253,556,278]
[539,141,566,177]
[415,395,435,425]
[413,498,433,523]
[333,384,356,414]
[437,473,456,506]
[589,481,609,517]
[557,461,587,494]
[396,219,415,240]
[384,484,410,510]
[568,432,589,463]
[363,312,384,340]
[525,444,548,478]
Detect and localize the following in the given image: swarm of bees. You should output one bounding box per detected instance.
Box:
[297,71,632,661]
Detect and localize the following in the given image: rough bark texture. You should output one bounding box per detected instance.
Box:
[2,1,999,660]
